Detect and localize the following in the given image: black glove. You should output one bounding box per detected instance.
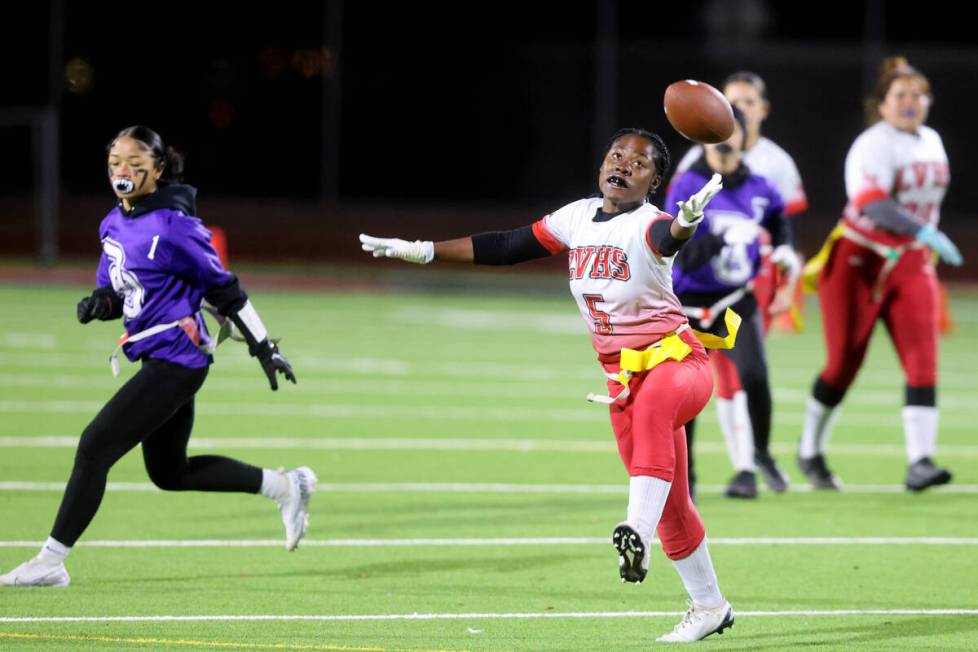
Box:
[77,287,120,324]
[251,339,296,391]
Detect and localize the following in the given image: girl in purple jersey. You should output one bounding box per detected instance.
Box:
[668,108,797,501]
[0,127,315,588]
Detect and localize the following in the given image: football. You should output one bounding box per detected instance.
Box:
[663,80,735,144]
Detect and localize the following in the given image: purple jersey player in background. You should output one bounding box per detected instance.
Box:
[667,108,798,501]
[1,126,316,588]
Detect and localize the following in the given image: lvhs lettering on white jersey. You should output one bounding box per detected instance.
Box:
[533,198,687,355]
[674,137,808,216]
[844,121,949,242]
[102,237,146,319]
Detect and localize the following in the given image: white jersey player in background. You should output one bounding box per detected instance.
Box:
[671,71,807,495]
[799,57,962,491]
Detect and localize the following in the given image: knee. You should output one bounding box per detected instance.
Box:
[145,466,185,491]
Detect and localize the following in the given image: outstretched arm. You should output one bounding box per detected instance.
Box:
[360,226,552,266]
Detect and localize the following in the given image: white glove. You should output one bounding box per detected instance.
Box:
[359,234,434,264]
[722,221,762,245]
[771,244,802,283]
[676,173,723,227]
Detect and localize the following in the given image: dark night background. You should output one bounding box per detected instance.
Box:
[2,0,976,273]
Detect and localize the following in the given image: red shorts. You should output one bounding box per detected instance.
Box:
[817,238,938,390]
[601,328,713,559]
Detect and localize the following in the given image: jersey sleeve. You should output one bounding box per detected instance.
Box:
[778,155,809,216]
[533,201,584,254]
[169,216,234,291]
[845,130,895,212]
[96,251,111,288]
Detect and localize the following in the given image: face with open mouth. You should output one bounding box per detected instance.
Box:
[107,136,163,208]
[598,134,660,213]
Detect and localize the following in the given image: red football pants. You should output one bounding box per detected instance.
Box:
[603,329,713,560]
[816,238,938,391]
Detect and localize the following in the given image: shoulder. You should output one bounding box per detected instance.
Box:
[98,207,120,235]
[851,122,893,151]
[919,124,945,147]
[548,197,600,221]
[751,138,797,168]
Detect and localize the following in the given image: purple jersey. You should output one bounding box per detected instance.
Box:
[95,184,231,368]
[667,165,785,295]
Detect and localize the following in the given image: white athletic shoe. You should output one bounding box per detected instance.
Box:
[0,555,70,587]
[656,600,734,643]
[277,466,318,551]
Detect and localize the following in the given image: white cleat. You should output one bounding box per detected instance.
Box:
[0,556,70,587]
[656,600,734,643]
[277,466,318,551]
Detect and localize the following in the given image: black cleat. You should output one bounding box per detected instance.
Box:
[612,524,647,584]
[798,454,842,490]
[905,457,952,492]
[724,470,758,499]
[754,451,789,493]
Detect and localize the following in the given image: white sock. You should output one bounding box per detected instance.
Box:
[626,475,672,545]
[716,397,738,469]
[37,536,70,564]
[732,392,755,471]
[717,393,755,472]
[799,396,840,458]
[672,538,724,609]
[903,406,938,464]
[260,468,289,500]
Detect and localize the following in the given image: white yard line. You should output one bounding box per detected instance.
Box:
[3,436,978,458]
[2,609,977,623]
[2,399,976,427]
[2,537,978,548]
[3,480,978,494]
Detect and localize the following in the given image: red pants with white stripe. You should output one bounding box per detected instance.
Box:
[602,329,713,560]
[816,238,938,391]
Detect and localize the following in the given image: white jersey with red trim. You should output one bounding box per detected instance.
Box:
[533,198,686,356]
[674,137,808,216]
[843,121,949,245]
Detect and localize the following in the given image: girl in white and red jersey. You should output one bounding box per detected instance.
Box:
[800,57,962,492]
[360,129,736,643]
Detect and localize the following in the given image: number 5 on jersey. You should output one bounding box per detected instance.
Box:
[583,294,613,335]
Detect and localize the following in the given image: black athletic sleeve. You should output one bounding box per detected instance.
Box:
[647,219,688,257]
[765,213,795,248]
[204,274,249,316]
[674,232,725,272]
[471,225,552,265]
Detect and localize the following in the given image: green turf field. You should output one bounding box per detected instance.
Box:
[1,278,977,650]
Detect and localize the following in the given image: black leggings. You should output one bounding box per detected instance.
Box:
[685,303,772,482]
[51,358,263,547]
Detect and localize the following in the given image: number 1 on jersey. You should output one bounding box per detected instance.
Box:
[583,294,613,335]
[148,234,160,260]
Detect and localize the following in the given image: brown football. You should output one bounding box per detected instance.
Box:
[663,80,735,144]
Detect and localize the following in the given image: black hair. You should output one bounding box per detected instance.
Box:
[723,70,768,101]
[107,125,185,182]
[605,128,671,201]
